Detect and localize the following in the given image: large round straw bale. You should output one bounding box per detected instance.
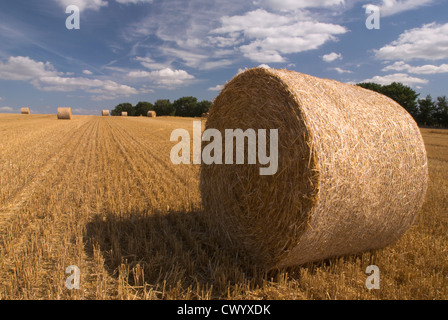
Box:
[102,110,110,116]
[147,111,157,118]
[122,112,128,117]
[57,107,72,120]
[200,67,429,269]
[21,107,30,114]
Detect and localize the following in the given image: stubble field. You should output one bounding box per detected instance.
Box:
[0,114,447,300]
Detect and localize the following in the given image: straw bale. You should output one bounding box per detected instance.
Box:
[147,111,156,118]
[200,67,429,269]
[57,107,72,120]
[102,110,110,116]
[21,107,30,115]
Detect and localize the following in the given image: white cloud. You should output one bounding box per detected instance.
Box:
[258,64,271,69]
[208,85,224,91]
[323,52,342,63]
[127,68,195,87]
[0,56,138,101]
[136,57,171,70]
[257,0,345,11]
[34,76,137,94]
[53,0,108,12]
[0,56,60,81]
[54,0,153,11]
[375,23,448,61]
[378,0,435,17]
[361,73,428,86]
[333,67,353,74]
[0,106,14,112]
[202,60,234,70]
[382,61,448,74]
[158,48,233,70]
[160,48,208,69]
[115,0,153,4]
[82,70,93,75]
[212,9,347,63]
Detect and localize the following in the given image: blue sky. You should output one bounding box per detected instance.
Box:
[0,0,447,115]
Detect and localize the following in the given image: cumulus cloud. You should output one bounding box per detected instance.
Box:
[53,0,154,11]
[0,56,138,101]
[322,52,342,63]
[256,0,345,11]
[208,85,224,91]
[360,73,428,86]
[34,76,138,95]
[0,56,60,81]
[378,0,435,17]
[382,61,448,74]
[375,23,448,61]
[82,69,93,75]
[123,1,344,68]
[0,106,14,112]
[127,68,195,87]
[211,9,347,63]
[53,0,108,12]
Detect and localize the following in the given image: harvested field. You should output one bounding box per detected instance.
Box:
[0,114,446,300]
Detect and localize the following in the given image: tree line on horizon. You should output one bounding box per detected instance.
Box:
[110,97,212,118]
[110,83,448,128]
[357,82,448,128]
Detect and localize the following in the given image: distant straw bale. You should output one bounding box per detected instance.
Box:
[21,107,30,115]
[57,107,72,120]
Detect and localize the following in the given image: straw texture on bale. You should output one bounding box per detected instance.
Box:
[57,107,72,120]
[102,110,110,116]
[122,112,128,117]
[147,111,157,118]
[21,107,30,115]
[200,67,429,269]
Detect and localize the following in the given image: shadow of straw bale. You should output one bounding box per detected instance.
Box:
[84,208,273,298]
[84,208,382,298]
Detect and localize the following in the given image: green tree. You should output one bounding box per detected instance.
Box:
[135,101,154,117]
[154,99,175,116]
[417,95,436,127]
[357,82,383,93]
[434,96,448,128]
[173,96,198,117]
[197,100,212,116]
[357,82,420,119]
[111,103,135,116]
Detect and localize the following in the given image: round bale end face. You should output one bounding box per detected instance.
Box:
[200,67,428,269]
[122,112,128,117]
[102,110,110,116]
